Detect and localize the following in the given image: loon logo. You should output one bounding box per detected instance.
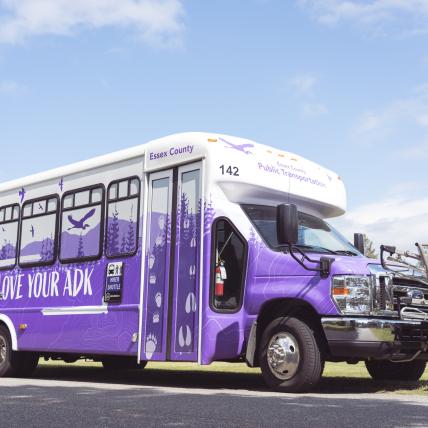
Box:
[219,137,254,155]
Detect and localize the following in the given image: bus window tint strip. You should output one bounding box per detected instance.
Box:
[0,204,20,269]
[19,196,59,267]
[106,177,140,258]
[59,185,105,263]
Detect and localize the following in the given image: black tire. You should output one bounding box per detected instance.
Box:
[0,326,39,378]
[15,353,39,377]
[259,317,323,393]
[102,356,147,371]
[365,359,426,381]
[0,325,16,377]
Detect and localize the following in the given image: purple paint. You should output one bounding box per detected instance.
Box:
[149,145,194,161]
[0,191,375,365]
[0,251,142,354]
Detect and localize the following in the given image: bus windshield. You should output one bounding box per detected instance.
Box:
[242,204,360,255]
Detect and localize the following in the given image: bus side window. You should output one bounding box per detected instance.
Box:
[212,219,247,311]
[19,196,59,267]
[106,177,140,258]
[59,185,105,263]
[0,204,20,269]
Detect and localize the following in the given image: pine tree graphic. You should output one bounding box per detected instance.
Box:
[40,238,46,261]
[201,198,215,236]
[77,233,85,258]
[40,235,54,262]
[125,204,136,253]
[108,205,120,256]
[121,235,127,254]
[0,240,13,260]
[1,241,7,260]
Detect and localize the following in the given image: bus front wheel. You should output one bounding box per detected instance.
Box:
[365,359,426,381]
[259,316,323,393]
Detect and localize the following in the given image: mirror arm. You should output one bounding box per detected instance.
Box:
[288,245,334,279]
[380,244,396,271]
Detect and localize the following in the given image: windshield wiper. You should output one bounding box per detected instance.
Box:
[333,250,359,256]
[293,244,338,255]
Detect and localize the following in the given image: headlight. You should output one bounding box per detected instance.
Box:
[331,275,370,315]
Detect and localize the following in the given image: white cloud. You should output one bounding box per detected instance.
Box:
[416,113,428,127]
[298,0,428,35]
[290,73,318,94]
[395,141,428,160]
[351,85,428,152]
[0,0,185,47]
[331,194,428,253]
[289,72,328,118]
[0,80,26,93]
[301,102,328,117]
[335,86,428,252]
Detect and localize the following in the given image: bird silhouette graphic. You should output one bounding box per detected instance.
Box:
[19,188,26,203]
[30,225,35,237]
[68,208,96,231]
[219,137,254,155]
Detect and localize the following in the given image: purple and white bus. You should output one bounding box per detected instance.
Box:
[0,133,427,392]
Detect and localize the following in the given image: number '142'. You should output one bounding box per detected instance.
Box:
[219,165,239,176]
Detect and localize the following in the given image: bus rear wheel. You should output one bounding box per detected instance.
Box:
[102,356,147,371]
[15,353,39,377]
[0,326,14,377]
[259,317,323,393]
[365,359,426,381]
[0,326,39,378]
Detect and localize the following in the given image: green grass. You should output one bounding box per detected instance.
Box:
[37,359,428,395]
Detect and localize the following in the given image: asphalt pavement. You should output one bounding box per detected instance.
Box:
[0,365,427,428]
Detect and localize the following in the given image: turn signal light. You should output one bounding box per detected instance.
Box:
[332,287,349,296]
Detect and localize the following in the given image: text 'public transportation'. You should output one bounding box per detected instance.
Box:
[0,132,427,392]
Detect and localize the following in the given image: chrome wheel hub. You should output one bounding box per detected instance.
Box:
[0,336,6,365]
[267,332,300,380]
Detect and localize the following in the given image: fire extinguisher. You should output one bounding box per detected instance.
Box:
[215,262,225,297]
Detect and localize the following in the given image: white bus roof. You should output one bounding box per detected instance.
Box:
[0,132,346,218]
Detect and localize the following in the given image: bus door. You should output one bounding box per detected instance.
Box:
[140,162,202,361]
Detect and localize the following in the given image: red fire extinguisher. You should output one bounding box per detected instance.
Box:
[215,263,224,297]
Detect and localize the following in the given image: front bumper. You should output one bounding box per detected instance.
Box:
[321,317,428,360]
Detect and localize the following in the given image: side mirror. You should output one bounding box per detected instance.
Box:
[277,204,298,245]
[353,233,365,255]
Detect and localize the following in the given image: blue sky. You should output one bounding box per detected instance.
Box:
[1,0,428,250]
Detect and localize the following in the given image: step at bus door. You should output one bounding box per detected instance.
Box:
[141,162,203,362]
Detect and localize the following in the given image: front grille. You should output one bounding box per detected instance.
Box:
[392,277,428,288]
[378,276,386,310]
[393,286,428,313]
[397,324,428,342]
[371,274,394,314]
